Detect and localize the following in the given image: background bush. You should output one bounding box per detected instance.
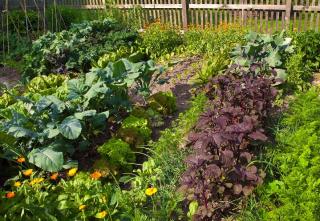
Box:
[140,22,183,58]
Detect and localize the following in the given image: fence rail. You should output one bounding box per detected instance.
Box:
[2,0,320,32]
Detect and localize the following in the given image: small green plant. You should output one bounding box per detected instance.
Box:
[121,115,151,141]
[147,91,177,115]
[193,51,230,84]
[98,138,135,171]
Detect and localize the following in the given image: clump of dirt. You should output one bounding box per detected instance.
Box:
[312,72,320,86]
[0,66,21,89]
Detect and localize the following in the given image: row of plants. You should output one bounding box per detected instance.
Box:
[181,71,277,220]
[0,92,207,220]
[238,87,320,221]
[0,54,159,173]
[22,18,138,80]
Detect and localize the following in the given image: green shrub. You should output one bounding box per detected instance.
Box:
[97,138,135,171]
[0,33,31,62]
[183,24,246,55]
[140,22,183,58]
[0,57,157,172]
[292,30,320,71]
[285,51,313,91]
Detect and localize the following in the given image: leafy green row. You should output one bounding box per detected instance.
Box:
[240,87,320,220]
[0,56,158,172]
[22,19,138,81]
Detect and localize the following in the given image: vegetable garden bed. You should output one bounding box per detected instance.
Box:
[1,18,320,221]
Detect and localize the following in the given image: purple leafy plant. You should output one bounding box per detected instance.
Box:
[180,72,277,220]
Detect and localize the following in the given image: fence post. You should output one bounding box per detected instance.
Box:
[181,0,188,30]
[285,0,292,29]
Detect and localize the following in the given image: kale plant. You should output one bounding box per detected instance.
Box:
[23,19,137,81]
[230,31,294,81]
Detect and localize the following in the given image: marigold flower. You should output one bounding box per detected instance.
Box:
[6,192,15,199]
[90,171,102,180]
[95,210,107,219]
[50,173,59,180]
[17,157,25,163]
[79,204,86,211]
[67,168,78,177]
[30,177,44,185]
[14,181,22,187]
[145,187,158,196]
[23,169,33,177]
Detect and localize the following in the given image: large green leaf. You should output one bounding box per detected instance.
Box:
[74,110,97,120]
[8,126,33,138]
[58,116,82,140]
[28,147,64,172]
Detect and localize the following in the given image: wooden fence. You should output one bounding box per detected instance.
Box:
[113,0,320,32]
[2,0,320,32]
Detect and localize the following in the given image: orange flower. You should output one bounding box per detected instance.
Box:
[5,192,15,199]
[23,169,33,177]
[17,157,25,163]
[50,173,59,180]
[145,187,158,196]
[90,171,102,180]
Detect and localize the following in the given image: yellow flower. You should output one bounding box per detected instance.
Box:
[95,211,107,219]
[79,204,86,211]
[30,177,44,185]
[67,168,78,177]
[23,169,33,177]
[145,187,158,196]
[14,181,22,187]
[17,156,25,163]
[90,171,102,180]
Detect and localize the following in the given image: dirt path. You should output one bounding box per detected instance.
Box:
[149,55,203,139]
